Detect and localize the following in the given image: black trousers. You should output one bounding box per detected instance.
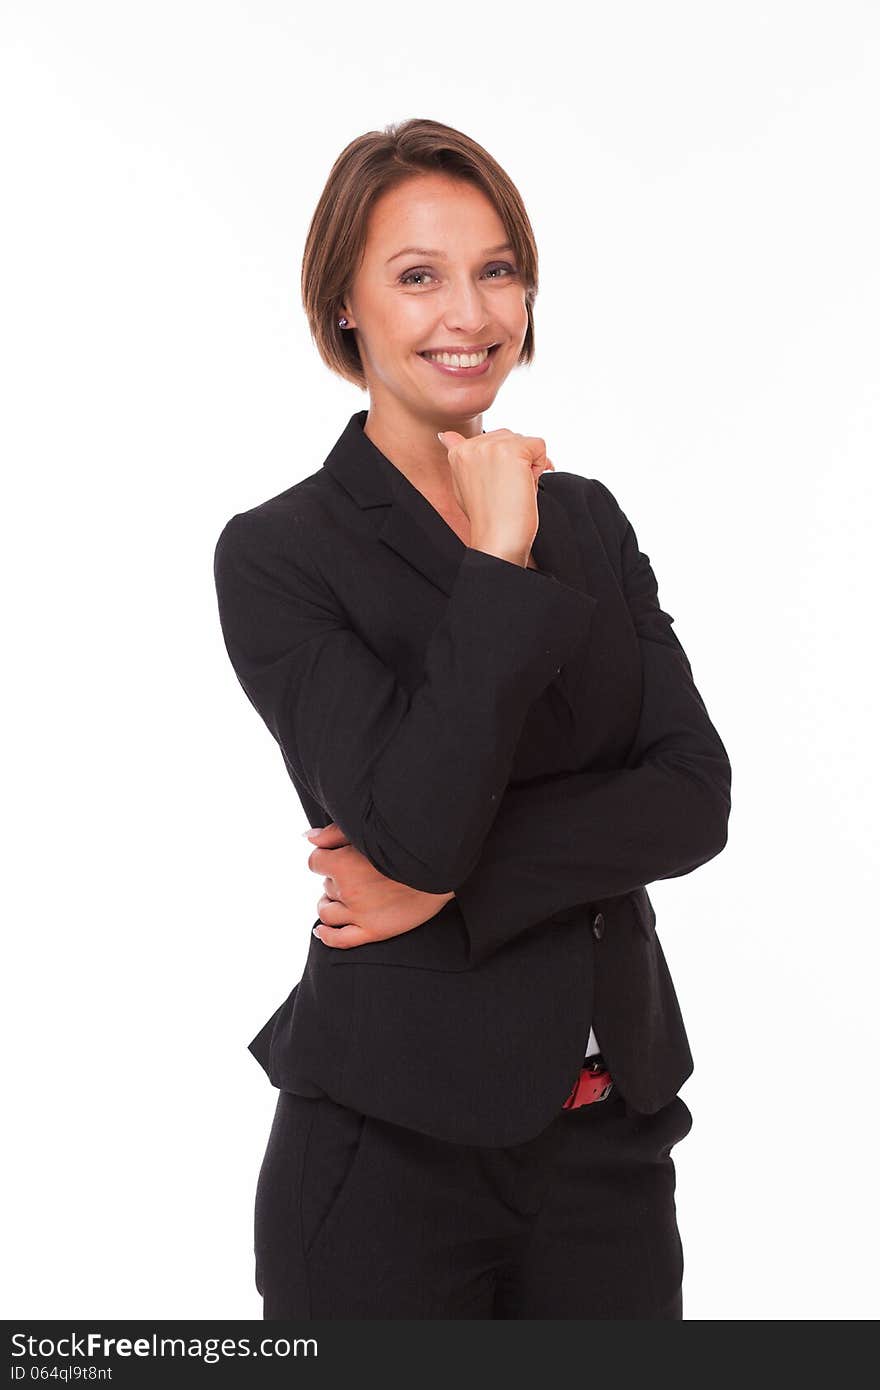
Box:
[254,1083,692,1319]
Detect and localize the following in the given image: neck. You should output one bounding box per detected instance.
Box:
[363,393,483,500]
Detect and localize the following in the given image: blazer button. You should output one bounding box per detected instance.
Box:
[592,911,605,940]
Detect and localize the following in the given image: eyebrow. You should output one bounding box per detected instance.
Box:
[385,242,514,265]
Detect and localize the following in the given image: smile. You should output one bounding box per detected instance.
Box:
[417,344,499,377]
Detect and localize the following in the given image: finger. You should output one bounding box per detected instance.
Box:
[305,844,344,875]
[529,456,554,489]
[302,821,349,847]
[312,922,372,949]
[437,430,466,450]
[316,893,349,923]
[516,435,549,465]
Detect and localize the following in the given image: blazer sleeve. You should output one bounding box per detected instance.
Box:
[453,478,732,964]
[213,507,598,892]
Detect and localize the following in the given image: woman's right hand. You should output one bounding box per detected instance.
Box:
[437,428,555,567]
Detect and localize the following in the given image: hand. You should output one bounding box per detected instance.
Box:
[303,822,455,949]
[437,428,555,565]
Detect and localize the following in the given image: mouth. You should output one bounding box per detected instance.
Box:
[417,343,500,377]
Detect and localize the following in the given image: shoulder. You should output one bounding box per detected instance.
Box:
[540,469,629,536]
[213,471,343,614]
[214,471,333,569]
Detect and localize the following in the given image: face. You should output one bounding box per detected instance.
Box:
[340,173,529,427]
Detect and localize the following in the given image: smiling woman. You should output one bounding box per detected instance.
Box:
[301,126,540,398]
[311,168,535,481]
[214,116,731,1322]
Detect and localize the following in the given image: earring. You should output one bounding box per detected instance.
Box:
[338,317,348,328]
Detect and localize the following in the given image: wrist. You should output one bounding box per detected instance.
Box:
[468,537,529,567]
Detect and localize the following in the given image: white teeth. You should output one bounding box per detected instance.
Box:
[424,347,490,367]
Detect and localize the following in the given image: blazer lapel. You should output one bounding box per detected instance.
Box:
[322,409,589,602]
[322,409,457,595]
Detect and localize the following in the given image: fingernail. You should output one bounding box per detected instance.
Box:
[312,926,321,937]
[436,431,445,442]
[302,828,319,839]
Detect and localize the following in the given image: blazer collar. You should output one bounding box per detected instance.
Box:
[323,409,587,598]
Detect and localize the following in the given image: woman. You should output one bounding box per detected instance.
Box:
[213,118,732,1319]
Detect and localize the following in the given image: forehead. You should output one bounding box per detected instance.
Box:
[365,174,507,254]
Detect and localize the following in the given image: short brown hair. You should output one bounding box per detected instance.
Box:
[301,118,540,390]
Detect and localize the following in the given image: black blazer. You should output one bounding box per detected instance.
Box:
[213,409,732,1146]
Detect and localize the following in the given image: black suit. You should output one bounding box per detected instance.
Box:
[213,409,731,1148]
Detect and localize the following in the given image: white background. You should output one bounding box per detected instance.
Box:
[2,1,877,1321]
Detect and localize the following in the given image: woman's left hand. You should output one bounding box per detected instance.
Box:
[302,822,455,948]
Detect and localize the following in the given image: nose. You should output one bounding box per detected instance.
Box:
[439,273,492,335]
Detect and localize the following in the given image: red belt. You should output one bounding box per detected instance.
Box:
[562,1055,614,1109]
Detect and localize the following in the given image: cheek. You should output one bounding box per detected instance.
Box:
[502,301,529,346]
[358,296,425,350]
[377,293,428,329]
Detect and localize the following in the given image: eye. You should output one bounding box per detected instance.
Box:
[398,262,519,287]
[399,268,435,286]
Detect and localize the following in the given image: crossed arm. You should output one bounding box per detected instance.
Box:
[214,480,731,969]
[452,481,731,961]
